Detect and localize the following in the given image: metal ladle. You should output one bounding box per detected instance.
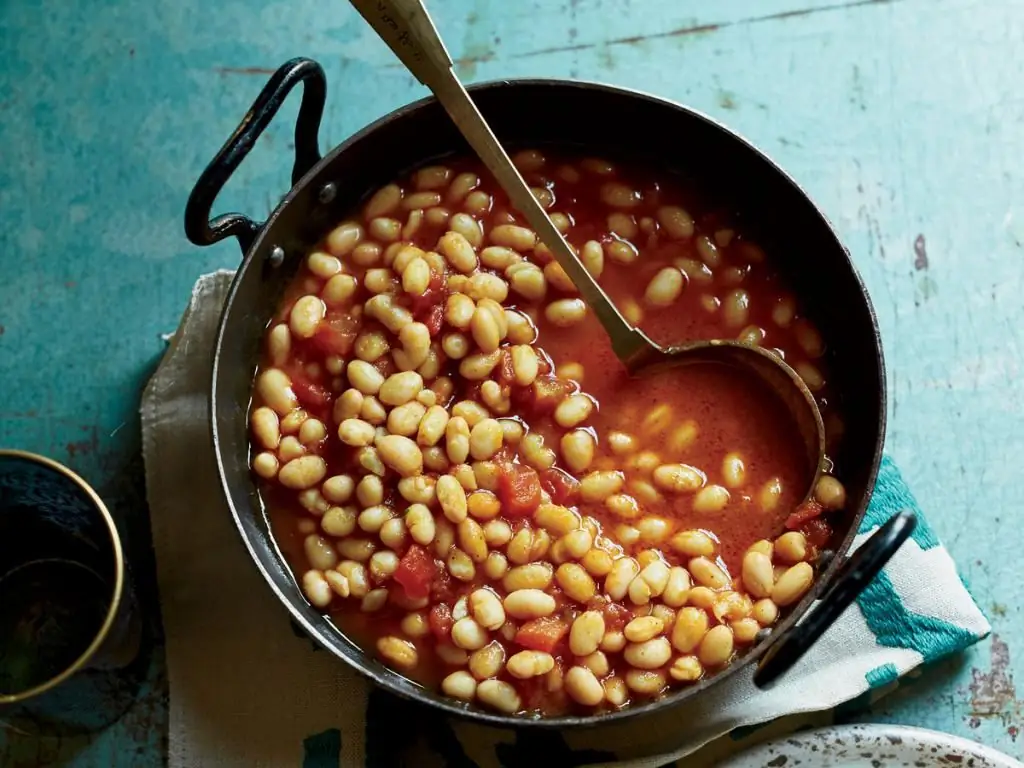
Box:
[350,0,827,501]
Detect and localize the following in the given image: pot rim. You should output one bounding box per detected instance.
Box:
[210,76,886,728]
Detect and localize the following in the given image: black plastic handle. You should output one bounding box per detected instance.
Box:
[753,509,917,688]
[184,57,326,254]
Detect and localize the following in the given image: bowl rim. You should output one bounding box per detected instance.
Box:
[210,75,887,728]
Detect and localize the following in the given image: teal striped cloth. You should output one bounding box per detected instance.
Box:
[144,273,990,768]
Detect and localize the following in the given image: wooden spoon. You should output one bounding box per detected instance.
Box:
[350,0,826,499]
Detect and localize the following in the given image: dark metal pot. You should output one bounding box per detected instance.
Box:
[184,58,912,728]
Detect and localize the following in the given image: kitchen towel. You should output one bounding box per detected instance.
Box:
[141,271,990,767]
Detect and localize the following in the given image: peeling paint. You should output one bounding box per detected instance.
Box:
[914,234,929,271]
[969,635,1017,718]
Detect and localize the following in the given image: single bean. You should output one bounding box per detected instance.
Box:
[775,531,808,564]
[503,562,554,592]
[326,221,363,256]
[625,669,667,696]
[569,611,606,657]
[656,205,694,239]
[561,430,595,473]
[441,670,477,701]
[605,557,640,601]
[257,368,298,416]
[669,655,703,682]
[252,452,279,478]
[580,470,625,502]
[671,607,709,653]
[301,570,332,608]
[437,474,469,523]
[814,475,847,510]
[545,298,587,327]
[503,589,556,619]
[278,455,327,490]
[251,407,281,450]
[469,588,506,630]
[752,598,780,626]
[772,562,814,606]
[398,475,436,505]
[692,484,730,514]
[507,650,555,679]
[644,267,684,307]
[565,666,604,706]
[556,562,596,603]
[405,504,436,546]
[698,624,734,667]
[742,551,775,598]
[476,679,521,714]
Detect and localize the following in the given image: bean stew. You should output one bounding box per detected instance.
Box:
[247,150,848,716]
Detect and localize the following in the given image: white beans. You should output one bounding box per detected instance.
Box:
[653,463,705,493]
[565,666,604,706]
[469,418,503,460]
[693,484,730,513]
[347,360,384,395]
[437,474,469,522]
[257,369,297,415]
[545,298,587,327]
[278,456,327,490]
[379,371,423,406]
[490,224,536,251]
[644,267,684,307]
[251,407,281,450]
[657,205,694,239]
[301,570,332,607]
[477,679,521,714]
[507,650,554,679]
[503,589,556,619]
[553,394,594,428]
[451,617,489,650]
[569,611,606,656]
[439,670,476,702]
[560,430,595,473]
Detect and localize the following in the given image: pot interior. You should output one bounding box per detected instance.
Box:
[211,80,884,727]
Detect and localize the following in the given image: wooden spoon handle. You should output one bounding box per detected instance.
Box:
[349,0,655,367]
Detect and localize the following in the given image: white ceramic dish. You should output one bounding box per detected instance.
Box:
[719,724,1023,767]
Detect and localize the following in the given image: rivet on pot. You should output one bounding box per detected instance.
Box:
[318,182,337,204]
[269,246,285,268]
[817,549,835,570]
[755,627,773,644]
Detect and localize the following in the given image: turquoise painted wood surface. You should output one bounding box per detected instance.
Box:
[1,0,1022,763]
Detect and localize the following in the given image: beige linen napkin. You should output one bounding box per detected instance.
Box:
[141,272,988,768]
[142,271,368,767]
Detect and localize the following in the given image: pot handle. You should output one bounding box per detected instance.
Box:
[752,508,917,688]
[184,57,326,254]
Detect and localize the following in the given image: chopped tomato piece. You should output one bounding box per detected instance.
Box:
[394,545,436,601]
[532,376,577,413]
[515,617,568,653]
[311,312,360,356]
[786,499,824,530]
[290,377,331,408]
[423,303,445,336]
[601,601,632,631]
[540,467,580,506]
[801,517,832,550]
[536,349,553,376]
[498,463,543,518]
[429,603,454,642]
[498,349,515,383]
[430,567,457,603]
[410,269,446,315]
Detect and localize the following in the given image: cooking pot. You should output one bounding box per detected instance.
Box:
[184,57,911,727]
